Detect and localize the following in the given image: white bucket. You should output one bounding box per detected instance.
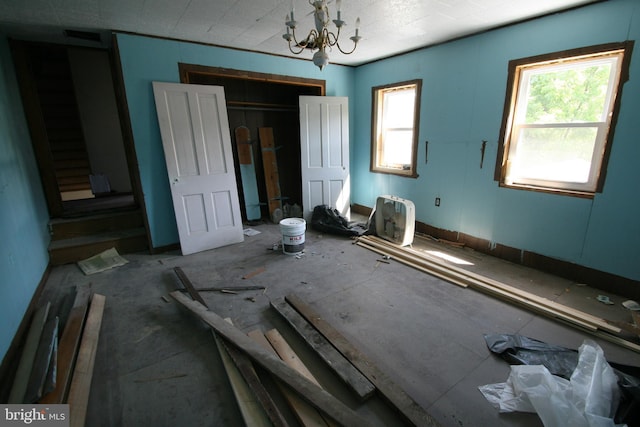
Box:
[280,218,306,255]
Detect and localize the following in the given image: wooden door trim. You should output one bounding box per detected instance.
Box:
[178,63,326,95]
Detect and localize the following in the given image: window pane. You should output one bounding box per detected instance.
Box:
[382,130,413,166]
[383,89,415,128]
[511,126,597,183]
[523,62,612,124]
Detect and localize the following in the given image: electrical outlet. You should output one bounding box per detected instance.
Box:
[435,197,440,207]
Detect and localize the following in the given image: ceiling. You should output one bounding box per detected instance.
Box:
[0,0,600,66]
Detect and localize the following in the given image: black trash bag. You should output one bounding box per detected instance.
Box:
[310,205,367,236]
[484,333,640,426]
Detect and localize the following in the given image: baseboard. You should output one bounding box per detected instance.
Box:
[351,203,639,300]
[0,263,52,403]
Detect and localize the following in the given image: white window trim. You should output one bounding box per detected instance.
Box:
[496,43,632,197]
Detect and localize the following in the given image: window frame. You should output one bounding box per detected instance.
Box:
[495,42,633,197]
[370,79,422,178]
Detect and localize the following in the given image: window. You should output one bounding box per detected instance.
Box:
[371,80,422,177]
[496,42,632,196]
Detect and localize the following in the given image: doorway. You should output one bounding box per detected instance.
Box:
[11,40,139,218]
[179,64,325,222]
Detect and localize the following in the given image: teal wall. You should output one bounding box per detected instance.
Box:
[351,0,640,281]
[0,35,51,362]
[115,33,355,248]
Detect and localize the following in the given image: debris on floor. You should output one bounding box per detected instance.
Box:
[243,228,261,236]
[622,300,640,311]
[597,294,615,305]
[77,247,128,275]
[6,286,105,427]
[480,334,640,425]
[355,235,640,354]
[167,265,441,426]
[242,266,265,279]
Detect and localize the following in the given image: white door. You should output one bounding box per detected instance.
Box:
[153,82,243,255]
[299,96,350,221]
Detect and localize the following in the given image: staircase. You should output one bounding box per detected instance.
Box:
[48,209,148,265]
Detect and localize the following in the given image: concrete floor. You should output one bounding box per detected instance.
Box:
[39,220,639,427]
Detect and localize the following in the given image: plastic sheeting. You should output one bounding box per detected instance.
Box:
[480,341,622,426]
[481,334,640,426]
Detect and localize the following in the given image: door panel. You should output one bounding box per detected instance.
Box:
[153,82,243,255]
[299,96,350,220]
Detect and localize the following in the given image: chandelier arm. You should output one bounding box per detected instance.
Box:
[325,30,339,47]
[335,40,359,55]
[287,41,307,55]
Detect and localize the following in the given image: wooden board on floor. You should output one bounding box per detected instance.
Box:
[40,285,92,404]
[8,302,51,403]
[68,293,106,427]
[169,291,368,427]
[176,268,289,427]
[258,127,282,222]
[248,329,330,427]
[24,316,58,403]
[215,321,273,427]
[270,299,375,401]
[285,293,441,427]
[265,329,320,387]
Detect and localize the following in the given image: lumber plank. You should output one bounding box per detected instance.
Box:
[68,293,106,427]
[248,330,330,427]
[285,293,441,427]
[176,268,289,426]
[42,335,58,396]
[265,329,321,386]
[259,127,282,222]
[215,321,274,427]
[221,336,290,427]
[8,302,51,403]
[40,285,92,404]
[355,240,468,288]
[358,236,617,334]
[235,126,261,221]
[378,235,620,333]
[173,266,206,306]
[270,299,376,401]
[169,291,368,427]
[24,316,59,403]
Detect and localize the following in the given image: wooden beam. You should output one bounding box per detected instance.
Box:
[258,127,282,222]
[265,329,320,386]
[248,330,330,427]
[169,291,368,427]
[270,299,375,401]
[8,302,51,403]
[173,267,206,306]
[359,236,624,335]
[175,268,289,426]
[355,240,468,288]
[24,316,59,403]
[215,321,276,427]
[40,285,92,404]
[68,293,106,427]
[361,237,640,353]
[285,293,441,427]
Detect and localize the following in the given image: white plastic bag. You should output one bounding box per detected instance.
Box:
[479,340,625,427]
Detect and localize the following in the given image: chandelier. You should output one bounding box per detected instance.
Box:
[283,0,361,70]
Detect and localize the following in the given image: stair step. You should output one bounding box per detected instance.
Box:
[49,209,143,240]
[48,227,148,266]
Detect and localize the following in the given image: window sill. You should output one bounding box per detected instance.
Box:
[371,167,418,178]
[499,182,595,199]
